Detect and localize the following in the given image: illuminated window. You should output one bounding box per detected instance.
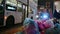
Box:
[17,2,23,12]
[6,0,17,6]
[23,4,27,12]
[23,5,25,9]
[0,0,4,14]
[0,0,3,4]
[6,0,17,11]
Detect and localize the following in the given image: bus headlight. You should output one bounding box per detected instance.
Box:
[4,16,7,20]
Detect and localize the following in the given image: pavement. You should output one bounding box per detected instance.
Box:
[0,23,60,34]
[0,24,24,34]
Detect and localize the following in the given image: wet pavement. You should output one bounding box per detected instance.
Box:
[0,24,24,34]
[0,23,60,34]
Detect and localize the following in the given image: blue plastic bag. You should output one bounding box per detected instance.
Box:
[23,18,40,34]
[45,23,60,34]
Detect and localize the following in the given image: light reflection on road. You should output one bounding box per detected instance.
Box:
[0,26,24,34]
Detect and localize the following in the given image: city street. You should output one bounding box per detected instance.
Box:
[0,0,60,34]
[0,23,60,34]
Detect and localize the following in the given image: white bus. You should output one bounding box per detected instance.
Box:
[0,0,28,27]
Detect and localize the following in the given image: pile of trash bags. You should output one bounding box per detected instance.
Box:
[35,19,54,34]
[23,18,60,34]
[45,23,60,34]
[45,19,60,34]
[23,18,40,34]
[35,19,54,30]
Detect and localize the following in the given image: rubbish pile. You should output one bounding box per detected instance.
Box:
[23,18,60,34]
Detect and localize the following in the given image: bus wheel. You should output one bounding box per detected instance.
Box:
[6,16,14,27]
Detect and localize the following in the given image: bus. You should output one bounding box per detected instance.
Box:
[0,0,28,27]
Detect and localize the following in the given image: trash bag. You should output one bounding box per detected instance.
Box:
[45,23,60,34]
[23,18,40,34]
[54,23,60,34]
[45,20,60,34]
[35,20,45,31]
[43,20,54,29]
[43,21,51,29]
[35,19,54,31]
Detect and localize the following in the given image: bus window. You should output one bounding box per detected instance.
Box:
[6,4,17,11]
[6,0,17,11]
[23,4,28,11]
[0,0,3,4]
[23,5,26,10]
[17,2,23,12]
[6,0,17,6]
[0,0,4,14]
[0,0,4,25]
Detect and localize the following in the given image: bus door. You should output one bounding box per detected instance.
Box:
[0,0,5,26]
[17,1,28,23]
[22,4,28,22]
